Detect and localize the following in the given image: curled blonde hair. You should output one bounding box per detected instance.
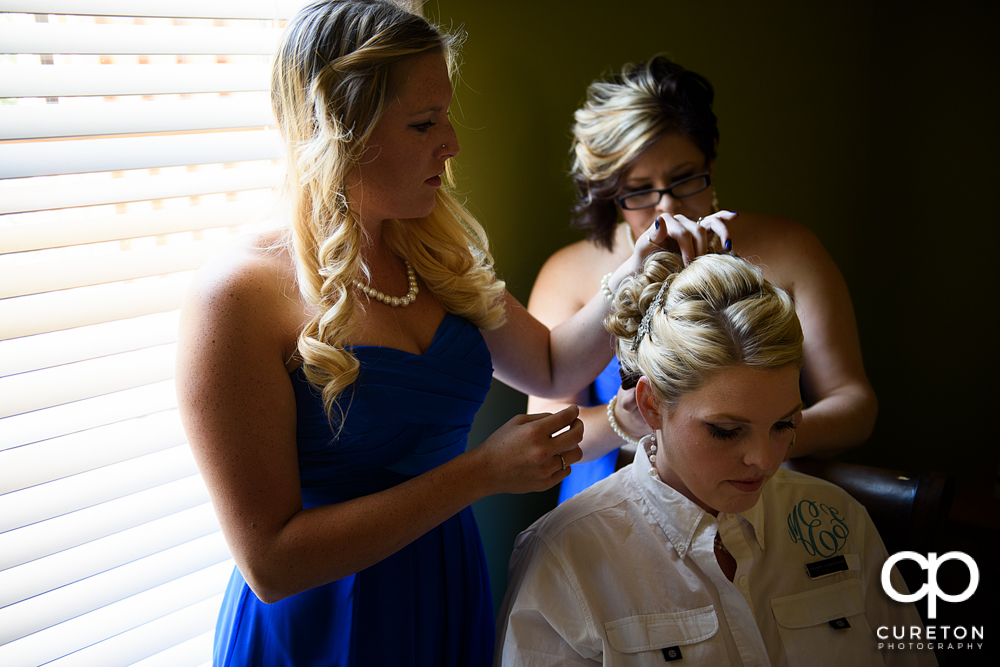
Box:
[571,56,719,249]
[272,0,505,425]
[606,252,802,412]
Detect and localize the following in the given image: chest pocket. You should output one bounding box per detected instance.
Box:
[770,579,884,666]
[604,606,730,665]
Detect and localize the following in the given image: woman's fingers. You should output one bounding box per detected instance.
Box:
[481,405,585,493]
[520,404,581,442]
[538,404,582,431]
[663,214,708,265]
[552,444,584,477]
[604,209,741,329]
[559,444,584,465]
[700,210,737,251]
[536,407,584,477]
[651,210,738,264]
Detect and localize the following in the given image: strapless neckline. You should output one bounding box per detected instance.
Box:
[348,312,462,358]
[215,312,496,665]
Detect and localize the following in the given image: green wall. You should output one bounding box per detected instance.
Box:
[430,0,1000,606]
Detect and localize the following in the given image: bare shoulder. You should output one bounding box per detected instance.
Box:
[176,229,307,569]
[541,233,622,272]
[528,226,629,328]
[730,212,825,259]
[180,229,306,371]
[728,212,836,293]
[188,229,296,306]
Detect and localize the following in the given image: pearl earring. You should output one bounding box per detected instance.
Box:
[647,432,659,479]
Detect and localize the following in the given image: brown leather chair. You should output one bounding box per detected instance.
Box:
[782,458,955,557]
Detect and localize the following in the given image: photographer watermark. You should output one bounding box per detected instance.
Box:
[878,551,984,652]
[882,551,979,619]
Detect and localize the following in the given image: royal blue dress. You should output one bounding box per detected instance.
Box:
[213,314,495,666]
[556,356,621,504]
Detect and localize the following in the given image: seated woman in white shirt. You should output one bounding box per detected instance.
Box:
[496,251,933,666]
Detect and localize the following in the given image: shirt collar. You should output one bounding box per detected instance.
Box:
[631,440,767,555]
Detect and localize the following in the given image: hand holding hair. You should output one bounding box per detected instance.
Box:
[608,209,736,296]
[656,210,737,266]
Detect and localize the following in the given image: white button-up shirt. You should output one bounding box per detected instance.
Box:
[496,445,935,666]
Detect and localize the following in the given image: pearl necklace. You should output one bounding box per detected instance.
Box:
[714,532,730,555]
[353,260,419,307]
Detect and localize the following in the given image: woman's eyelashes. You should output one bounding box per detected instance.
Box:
[622,173,695,194]
[707,419,798,441]
[410,120,436,133]
[410,111,449,135]
[708,424,741,441]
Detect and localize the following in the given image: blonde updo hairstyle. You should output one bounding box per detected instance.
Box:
[272,0,506,424]
[571,56,719,250]
[606,252,803,413]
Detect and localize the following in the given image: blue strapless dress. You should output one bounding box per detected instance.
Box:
[556,356,621,504]
[213,314,495,666]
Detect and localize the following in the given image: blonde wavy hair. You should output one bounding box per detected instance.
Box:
[571,56,719,250]
[606,252,802,412]
[272,0,506,425]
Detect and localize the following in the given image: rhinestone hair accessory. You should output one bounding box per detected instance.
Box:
[631,280,670,351]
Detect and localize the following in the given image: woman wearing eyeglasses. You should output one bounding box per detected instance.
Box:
[527,56,877,503]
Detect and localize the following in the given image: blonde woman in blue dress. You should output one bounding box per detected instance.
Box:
[175,2,734,664]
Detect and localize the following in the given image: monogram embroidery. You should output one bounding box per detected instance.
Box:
[787,499,850,557]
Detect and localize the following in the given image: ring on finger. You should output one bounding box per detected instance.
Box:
[558,453,567,470]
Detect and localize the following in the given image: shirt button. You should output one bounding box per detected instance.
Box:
[739,575,748,588]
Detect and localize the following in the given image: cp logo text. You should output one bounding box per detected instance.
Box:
[882,551,979,619]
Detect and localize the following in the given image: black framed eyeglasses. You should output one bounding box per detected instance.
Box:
[617,172,711,210]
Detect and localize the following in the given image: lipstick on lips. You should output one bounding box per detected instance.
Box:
[425,173,442,187]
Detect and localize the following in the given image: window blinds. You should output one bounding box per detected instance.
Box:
[0,3,305,665]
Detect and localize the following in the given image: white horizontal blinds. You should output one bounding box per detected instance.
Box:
[0,3,305,666]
